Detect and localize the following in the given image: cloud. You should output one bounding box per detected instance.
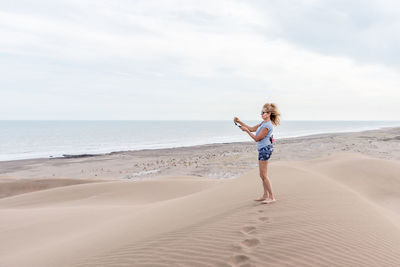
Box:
[251,0,400,67]
[0,0,399,120]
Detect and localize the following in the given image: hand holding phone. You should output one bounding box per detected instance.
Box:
[234,121,242,128]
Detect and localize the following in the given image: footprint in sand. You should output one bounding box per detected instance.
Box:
[229,254,250,265]
[241,238,260,248]
[227,211,265,266]
[241,226,256,234]
[249,209,264,217]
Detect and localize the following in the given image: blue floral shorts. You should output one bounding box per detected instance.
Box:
[258,145,274,161]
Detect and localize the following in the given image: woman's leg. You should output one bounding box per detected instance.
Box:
[259,160,275,201]
[255,160,269,200]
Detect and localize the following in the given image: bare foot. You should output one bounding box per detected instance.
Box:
[254,196,268,201]
[261,198,276,204]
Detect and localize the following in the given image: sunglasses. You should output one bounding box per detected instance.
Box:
[261,111,269,115]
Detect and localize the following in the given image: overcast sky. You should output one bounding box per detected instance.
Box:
[1,0,399,120]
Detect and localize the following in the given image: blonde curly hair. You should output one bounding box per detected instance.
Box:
[263,103,280,126]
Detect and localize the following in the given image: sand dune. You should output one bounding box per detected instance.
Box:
[0,177,221,208]
[300,153,400,220]
[1,153,400,266]
[0,178,102,199]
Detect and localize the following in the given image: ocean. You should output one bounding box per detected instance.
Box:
[1,120,399,161]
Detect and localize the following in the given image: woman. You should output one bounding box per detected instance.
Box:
[234,103,280,204]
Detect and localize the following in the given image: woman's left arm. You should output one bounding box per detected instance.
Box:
[241,127,268,142]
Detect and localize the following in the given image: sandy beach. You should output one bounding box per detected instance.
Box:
[1,127,400,266]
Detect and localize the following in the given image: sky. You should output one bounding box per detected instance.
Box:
[1,0,399,120]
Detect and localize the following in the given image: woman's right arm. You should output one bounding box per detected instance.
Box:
[234,117,260,132]
[248,123,261,132]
